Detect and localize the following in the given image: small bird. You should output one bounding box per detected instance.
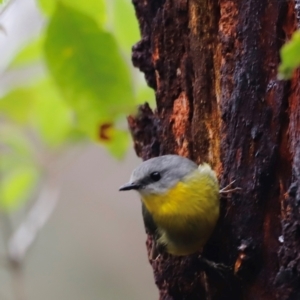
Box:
[119,155,222,258]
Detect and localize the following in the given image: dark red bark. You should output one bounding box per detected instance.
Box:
[129,0,300,299]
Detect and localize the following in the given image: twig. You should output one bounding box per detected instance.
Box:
[0,143,84,300]
[0,0,18,17]
[10,262,25,300]
[8,179,60,264]
[3,179,60,300]
[1,214,26,300]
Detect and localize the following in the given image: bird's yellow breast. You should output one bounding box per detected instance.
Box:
[141,164,220,255]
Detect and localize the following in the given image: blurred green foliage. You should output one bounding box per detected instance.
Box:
[279,30,300,79]
[0,0,154,211]
[44,4,135,140]
[0,126,38,211]
[38,0,106,26]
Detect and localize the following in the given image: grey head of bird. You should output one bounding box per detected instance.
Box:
[119,155,198,196]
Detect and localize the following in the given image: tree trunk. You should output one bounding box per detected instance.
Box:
[129,0,300,299]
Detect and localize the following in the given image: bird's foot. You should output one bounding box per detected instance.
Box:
[198,256,232,279]
[220,180,242,195]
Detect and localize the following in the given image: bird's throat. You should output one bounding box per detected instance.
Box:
[141,181,198,230]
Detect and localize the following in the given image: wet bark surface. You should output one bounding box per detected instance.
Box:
[129,0,300,299]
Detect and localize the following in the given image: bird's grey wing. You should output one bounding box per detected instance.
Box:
[142,202,157,235]
[141,203,165,259]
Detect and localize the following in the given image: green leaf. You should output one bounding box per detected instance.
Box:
[0,87,34,123]
[0,126,34,159]
[136,84,155,106]
[278,30,300,79]
[110,0,140,55]
[30,79,75,147]
[38,0,106,26]
[9,37,44,69]
[0,79,76,147]
[0,128,39,212]
[44,4,135,141]
[100,127,130,159]
[0,166,38,211]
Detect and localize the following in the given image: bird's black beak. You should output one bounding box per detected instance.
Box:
[119,182,141,191]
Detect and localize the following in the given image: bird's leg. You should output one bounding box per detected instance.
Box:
[149,241,160,261]
[220,180,242,195]
[199,256,232,273]
[149,238,165,262]
[197,256,233,280]
[200,271,211,300]
[220,180,236,192]
[220,187,242,194]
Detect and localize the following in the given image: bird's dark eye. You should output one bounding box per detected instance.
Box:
[150,172,161,182]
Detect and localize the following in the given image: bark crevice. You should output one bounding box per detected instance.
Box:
[129,0,300,299]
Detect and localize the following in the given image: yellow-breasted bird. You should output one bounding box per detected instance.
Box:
[119,155,222,258]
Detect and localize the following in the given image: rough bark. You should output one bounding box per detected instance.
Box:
[129,0,300,299]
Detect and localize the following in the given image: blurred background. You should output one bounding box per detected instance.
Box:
[0,0,157,299]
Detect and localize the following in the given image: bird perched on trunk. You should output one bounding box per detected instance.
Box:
[119,155,224,259]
